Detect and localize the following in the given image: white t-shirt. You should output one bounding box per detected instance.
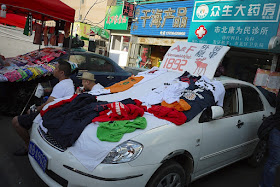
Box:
[88,83,110,96]
[139,79,189,106]
[50,79,75,99]
[195,76,225,106]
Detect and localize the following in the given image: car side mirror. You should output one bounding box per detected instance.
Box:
[211,106,224,119]
[199,106,224,123]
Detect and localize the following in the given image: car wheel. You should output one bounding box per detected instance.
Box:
[146,160,186,187]
[248,139,267,167]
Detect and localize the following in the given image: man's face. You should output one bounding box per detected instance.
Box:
[53,64,63,79]
[82,79,90,91]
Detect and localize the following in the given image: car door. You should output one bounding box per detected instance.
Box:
[195,86,246,177]
[86,54,125,87]
[238,85,266,154]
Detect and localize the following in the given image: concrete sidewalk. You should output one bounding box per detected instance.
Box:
[0,25,39,58]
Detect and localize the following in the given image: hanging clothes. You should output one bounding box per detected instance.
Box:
[58,33,64,44]
[64,22,71,37]
[49,27,55,34]
[55,20,65,35]
[50,34,57,46]
[33,22,42,45]
[23,13,32,36]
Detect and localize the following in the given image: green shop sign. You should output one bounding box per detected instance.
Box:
[90,26,110,39]
[98,29,110,39]
[104,6,128,30]
[91,26,101,34]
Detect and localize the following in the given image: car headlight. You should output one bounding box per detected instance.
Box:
[102,140,143,164]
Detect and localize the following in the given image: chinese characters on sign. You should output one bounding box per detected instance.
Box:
[208,3,277,20]
[139,7,188,28]
[188,0,280,50]
[123,1,135,17]
[106,14,127,25]
[160,42,230,79]
[104,6,128,30]
[254,68,280,94]
[131,1,194,37]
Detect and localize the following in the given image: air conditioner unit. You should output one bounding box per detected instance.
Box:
[132,17,138,22]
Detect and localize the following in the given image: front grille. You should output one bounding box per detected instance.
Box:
[45,169,68,187]
[38,126,66,152]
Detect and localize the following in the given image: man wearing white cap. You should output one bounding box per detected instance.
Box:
[76,72,96,94]
[76,72,111,95]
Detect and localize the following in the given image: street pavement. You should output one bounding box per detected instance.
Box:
[0,114,279,187]
[0,25,39,58]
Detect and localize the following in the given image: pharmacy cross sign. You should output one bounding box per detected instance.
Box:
[195,25,207,39]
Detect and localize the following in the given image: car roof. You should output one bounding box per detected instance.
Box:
[215,76,253,86]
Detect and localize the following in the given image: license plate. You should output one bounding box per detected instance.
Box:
[29,141,48,172]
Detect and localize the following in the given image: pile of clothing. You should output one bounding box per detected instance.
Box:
[39,68,225,147]
[36,68,226,171]
[0,48,76,82]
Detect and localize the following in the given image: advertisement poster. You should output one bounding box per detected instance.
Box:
[73,22,91,40]
[188,0,280,49]
[130,1,194,38]
[160,42,230,79]
[254,68,280,94]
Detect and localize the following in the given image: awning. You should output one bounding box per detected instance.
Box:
[0,13,26,28]
[0,0,75,22]
[90,26,110,39]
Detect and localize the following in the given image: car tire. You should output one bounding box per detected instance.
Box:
[146,160,186,187]
[248,139,267,167]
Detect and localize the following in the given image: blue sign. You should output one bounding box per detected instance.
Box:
[188,0,280,49]
[130,1,194,38]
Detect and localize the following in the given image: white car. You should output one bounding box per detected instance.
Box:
[28,75,275,187]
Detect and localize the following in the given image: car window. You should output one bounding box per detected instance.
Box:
[223,88,239,117]
[69,55,87,68]
[241,86,264,114]
[88,56,114,72]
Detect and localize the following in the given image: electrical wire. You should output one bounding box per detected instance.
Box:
[82,0,117,24]
[82,0,224,28]
[83,0,99,22]
[129,0,222,9]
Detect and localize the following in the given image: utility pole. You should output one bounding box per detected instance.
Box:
[78,0,82,21]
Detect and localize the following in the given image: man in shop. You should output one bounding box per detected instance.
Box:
[75,72,97,94]
[12,59,75,156]
[259,92,280,187]
[63,29,70,48]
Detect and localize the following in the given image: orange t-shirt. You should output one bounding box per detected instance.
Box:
[105,76,144,93]
[161,99,191,112]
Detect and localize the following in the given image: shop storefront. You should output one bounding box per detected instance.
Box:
[110,31,131,67]
[89,26,110,56]
[128,0,194,68]
[104,5,131,67]
[188,0,280,89]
